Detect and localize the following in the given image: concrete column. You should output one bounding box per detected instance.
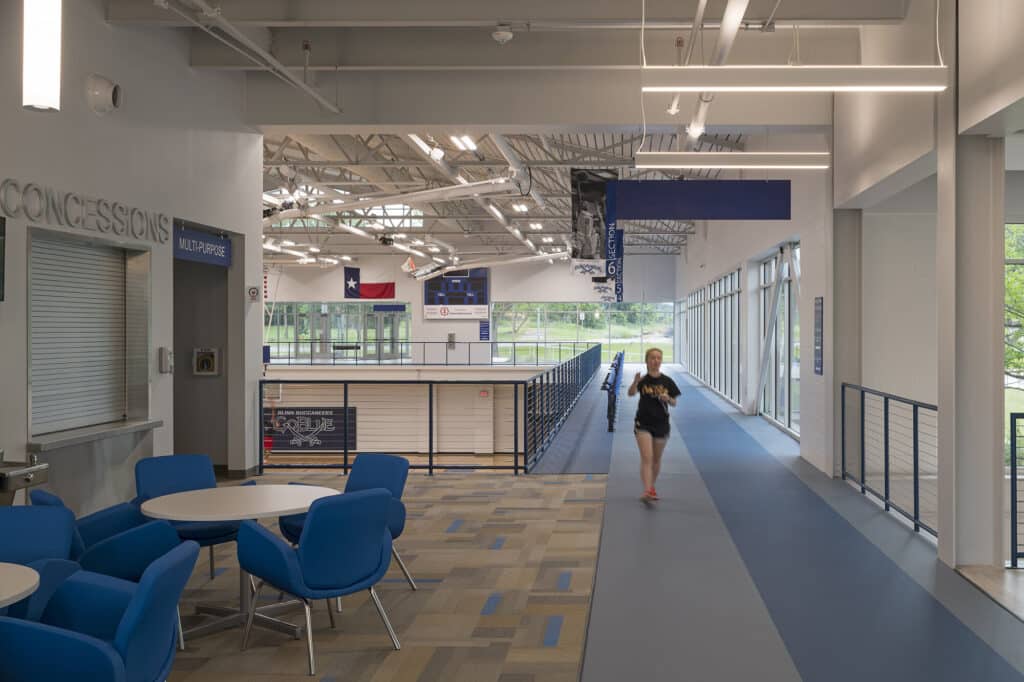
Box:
[833,210,863,479]
[936,0,1006,565]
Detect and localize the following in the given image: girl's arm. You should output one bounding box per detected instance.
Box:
[628,372,642,396]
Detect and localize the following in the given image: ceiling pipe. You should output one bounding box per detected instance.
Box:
[683,0,750,149]
[668,0,707,118]
[414,250,567,281]
[405,135,538,253]
[157,0,340,113]
[490,135,546,209]
[262,177,516,227]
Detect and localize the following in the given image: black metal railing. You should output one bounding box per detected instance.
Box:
[1011,413,1024,566]
[258,343,602,475]
[601,351,625,432]
[841,383,938,536]
[263,340,595,366]
[523,344,603,471]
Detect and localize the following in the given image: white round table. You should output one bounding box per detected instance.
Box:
[0,562,40,608]
[141,484,339,641]
[141,484,338,522]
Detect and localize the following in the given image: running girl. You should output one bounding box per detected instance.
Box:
[627,348,680,502]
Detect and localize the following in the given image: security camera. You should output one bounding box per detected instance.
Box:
[492,25,514,45]
[85,74,122,115]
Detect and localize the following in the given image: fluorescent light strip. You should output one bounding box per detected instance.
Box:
[450,135,467,151]
[635,151,830,170]
[461,135,477,151]
[641,65,948,93]
[23,0,62,111]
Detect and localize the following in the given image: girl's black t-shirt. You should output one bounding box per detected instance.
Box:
[630,372,679,425]
[635,374,681,427]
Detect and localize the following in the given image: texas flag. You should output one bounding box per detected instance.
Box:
[344,266,395,299]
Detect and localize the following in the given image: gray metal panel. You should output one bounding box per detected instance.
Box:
[125,251,151,421]
[30,235,126,435]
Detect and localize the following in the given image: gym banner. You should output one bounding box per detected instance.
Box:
[263,406,356,452]
[570,169,618,260]
[605,184,623,302]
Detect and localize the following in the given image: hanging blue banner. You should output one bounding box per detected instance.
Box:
[604,186,623,301]
[479,320,490,341]
[173,225,231,267]
[609,180,791,221]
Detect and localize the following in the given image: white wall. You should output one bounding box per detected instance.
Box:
[676,135,834,475]
[833,0,937,208]
[860,213,938,403]
[0,1,262,513]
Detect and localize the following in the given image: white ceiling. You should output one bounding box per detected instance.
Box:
[107,0,915,264]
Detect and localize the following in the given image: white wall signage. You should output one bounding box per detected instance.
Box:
[0,178,171,244]
[424,305,490,320]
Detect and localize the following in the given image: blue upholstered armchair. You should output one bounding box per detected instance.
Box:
[279,454,417,590]
[239,489,398,676]
[30,488,147,560]
[0,541,199,682]
[135,454,241,580]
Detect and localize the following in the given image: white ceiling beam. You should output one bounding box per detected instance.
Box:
[246,71,835,130]
[108,0,909,28]
[186,25,859,71]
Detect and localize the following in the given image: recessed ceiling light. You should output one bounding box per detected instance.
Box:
[542,236,554,243]
[529,223,543,230]
[513,203,529,213]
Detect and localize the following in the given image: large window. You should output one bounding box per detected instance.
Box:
[758,246,800,434]
[491,302,674,364]
[264,301,411,362]
[685,269,741,404]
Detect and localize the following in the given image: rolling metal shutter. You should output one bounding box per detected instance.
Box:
[30,235,126,435]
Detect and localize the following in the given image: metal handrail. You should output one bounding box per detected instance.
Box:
[258,343,603,475]
[840,382,937,537]
[262,340,594,367]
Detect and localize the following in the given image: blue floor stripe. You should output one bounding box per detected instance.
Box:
[481,592,502,615]
[674,380,1024,682]
[557,571,572,591]
[490,536,506,550]
[446,519,463,533]
[543,615,564,647]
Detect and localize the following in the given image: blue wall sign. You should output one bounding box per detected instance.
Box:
[479,320,490,341]
[814,297,824,376]
[173,225,231,267]
[610,180,791,221]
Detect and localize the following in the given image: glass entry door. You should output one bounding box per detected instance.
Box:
[363,311,404,361]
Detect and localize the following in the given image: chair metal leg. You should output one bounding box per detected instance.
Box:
[303,600,316,676]
[326,598,336,629]
[369,587,401,651]
[241,581,263,651]
[176,607,185,651]
[335,597,342,613]
[392,546,417,591]
[209,546,216,580]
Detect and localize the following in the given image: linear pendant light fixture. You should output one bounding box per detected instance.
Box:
[634,151,830,170]
[642,65,948,93]
[23,0,62,110]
